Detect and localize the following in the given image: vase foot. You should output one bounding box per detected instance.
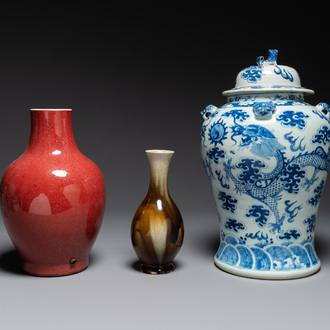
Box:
[140,263,175,275]
[214,257,321,280]
[22,257,89,277]
[214,240,321,279]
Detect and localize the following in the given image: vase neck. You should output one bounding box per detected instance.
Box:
[227,92,305,103]
[146,150,174,197]
[27,109,78,153]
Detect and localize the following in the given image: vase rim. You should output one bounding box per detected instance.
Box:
[145,149,174,154]
[30,109,72,111]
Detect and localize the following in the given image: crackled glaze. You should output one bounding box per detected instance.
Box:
[1,109,106,276]
[200,50,330,279]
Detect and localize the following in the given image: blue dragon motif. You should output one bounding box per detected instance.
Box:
[208,109,330,234]
[222,110,286,160]
[202,104,330,274]
[215,170,230,189]
[224,146,330,233]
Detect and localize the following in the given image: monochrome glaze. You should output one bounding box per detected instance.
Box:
[1,109,106,276]
[200,50,330,279]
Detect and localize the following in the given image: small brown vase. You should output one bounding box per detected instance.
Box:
[131,149,184,274]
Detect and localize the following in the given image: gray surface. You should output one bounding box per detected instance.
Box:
[0,210,329,330]
[0,4,329,330]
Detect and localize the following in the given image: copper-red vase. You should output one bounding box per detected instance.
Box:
[0,109,106,276]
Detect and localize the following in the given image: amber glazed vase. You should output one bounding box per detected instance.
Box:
[131,150,184,274]
[0,109,106,276]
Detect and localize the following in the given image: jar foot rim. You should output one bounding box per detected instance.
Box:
[214,257,321,280]
[140,263,175,275]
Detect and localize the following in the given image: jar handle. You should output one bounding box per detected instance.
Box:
[315,102,330,116]
[253,101,276,118]
[201,105,218,120]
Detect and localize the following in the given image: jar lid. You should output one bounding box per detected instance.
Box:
[222,49,314,96]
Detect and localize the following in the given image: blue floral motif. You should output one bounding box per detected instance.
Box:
[276,110,309,130]
[241,66,263,83]
[225,219,245,232]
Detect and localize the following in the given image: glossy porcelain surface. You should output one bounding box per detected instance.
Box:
[222,49,314,96]
[200,50,330,279]
[1,109,106,276]
[131,150,184,274]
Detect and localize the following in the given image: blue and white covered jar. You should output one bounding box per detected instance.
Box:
[200,49,330,279]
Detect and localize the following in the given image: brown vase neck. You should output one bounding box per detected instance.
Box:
[146,150,174,197]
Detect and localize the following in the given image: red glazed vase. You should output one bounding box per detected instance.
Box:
[0,109,106,276]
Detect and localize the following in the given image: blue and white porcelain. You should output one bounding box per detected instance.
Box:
[200,49,330,279]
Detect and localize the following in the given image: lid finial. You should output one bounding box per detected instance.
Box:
[264,49,278,64]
